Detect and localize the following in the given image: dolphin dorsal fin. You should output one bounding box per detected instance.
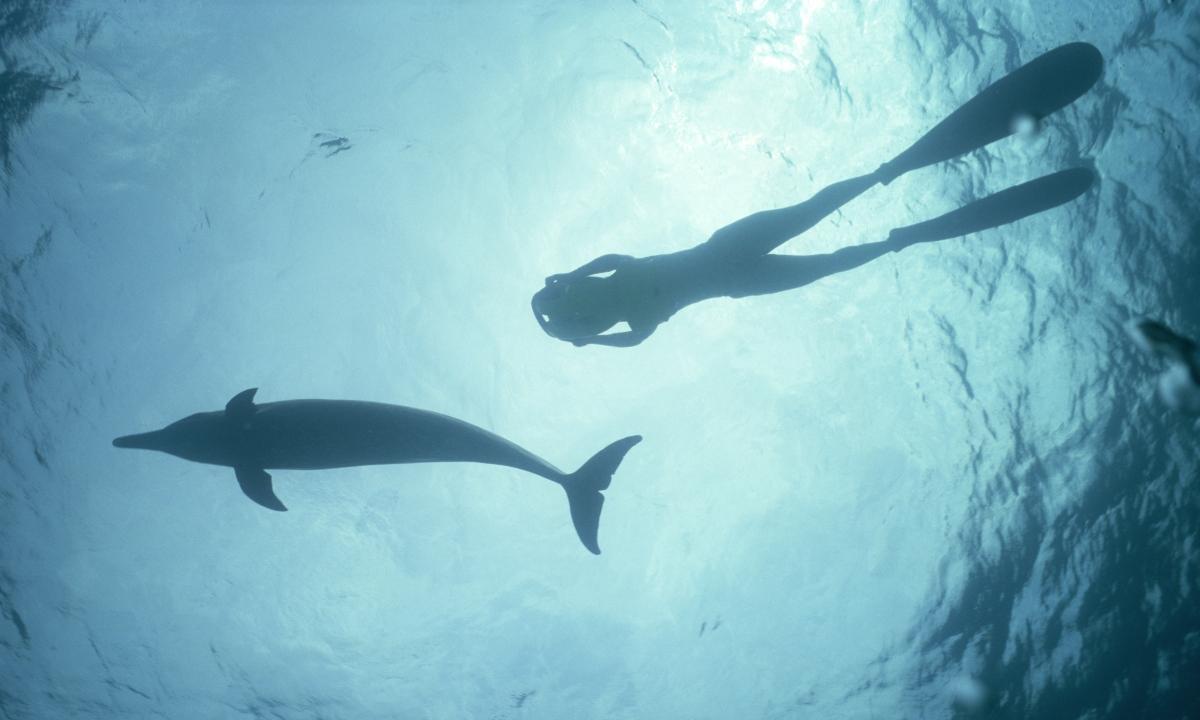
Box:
[226,388,258,420]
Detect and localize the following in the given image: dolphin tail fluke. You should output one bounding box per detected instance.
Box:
[563,435,642,555]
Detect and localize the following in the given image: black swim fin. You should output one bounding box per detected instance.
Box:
[562,435,641,554]
[877,42,1103,184]
[236,466,287,511]
[888,167,1094,247]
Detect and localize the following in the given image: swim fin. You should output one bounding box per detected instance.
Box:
[877,42,1103,184]
[562,435,642,554]
[888,167,1094,247]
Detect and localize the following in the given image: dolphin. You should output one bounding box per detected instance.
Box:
[113,388,642,554]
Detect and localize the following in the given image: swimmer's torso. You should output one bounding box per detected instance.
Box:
[602,247,730,329]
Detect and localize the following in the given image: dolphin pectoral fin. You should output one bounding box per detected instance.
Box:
[226,388,258,421]
[235,466,287,511]
[562,435,642,554]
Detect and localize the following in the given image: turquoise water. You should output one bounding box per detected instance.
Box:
[2,2,1197,718]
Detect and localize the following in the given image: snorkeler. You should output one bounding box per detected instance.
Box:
[1126,318,1200,415]
[533,42,1103,348]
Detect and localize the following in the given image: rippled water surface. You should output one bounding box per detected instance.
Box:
[2,1,1197,718]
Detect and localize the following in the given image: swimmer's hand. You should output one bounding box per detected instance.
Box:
[545,254,636,288]
[552,254,636,284]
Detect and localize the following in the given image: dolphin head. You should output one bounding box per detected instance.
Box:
[113,411,236,465]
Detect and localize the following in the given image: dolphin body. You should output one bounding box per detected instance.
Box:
[113,388,642,554]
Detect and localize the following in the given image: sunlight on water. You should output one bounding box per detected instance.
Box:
[0,2,1197,719]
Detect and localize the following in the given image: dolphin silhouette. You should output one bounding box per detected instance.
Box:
[113,388,642,554]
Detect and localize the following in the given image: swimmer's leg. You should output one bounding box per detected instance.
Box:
[722,168,1095,298]
[723,240,900,298]
[704,171,881,260]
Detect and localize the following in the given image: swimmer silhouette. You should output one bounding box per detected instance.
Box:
[113,389,642,554]
[533,43,1102,348]
[1126,319,1200,414]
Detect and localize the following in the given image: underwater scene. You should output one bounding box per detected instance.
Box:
[2,1,1198,718]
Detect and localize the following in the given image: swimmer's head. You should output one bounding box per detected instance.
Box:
[531,278,618,341]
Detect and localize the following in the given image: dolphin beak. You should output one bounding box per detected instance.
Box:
[113,431,161,450]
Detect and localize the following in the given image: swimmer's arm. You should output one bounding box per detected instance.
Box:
[572,326,653,348]
[547,254,635,284]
